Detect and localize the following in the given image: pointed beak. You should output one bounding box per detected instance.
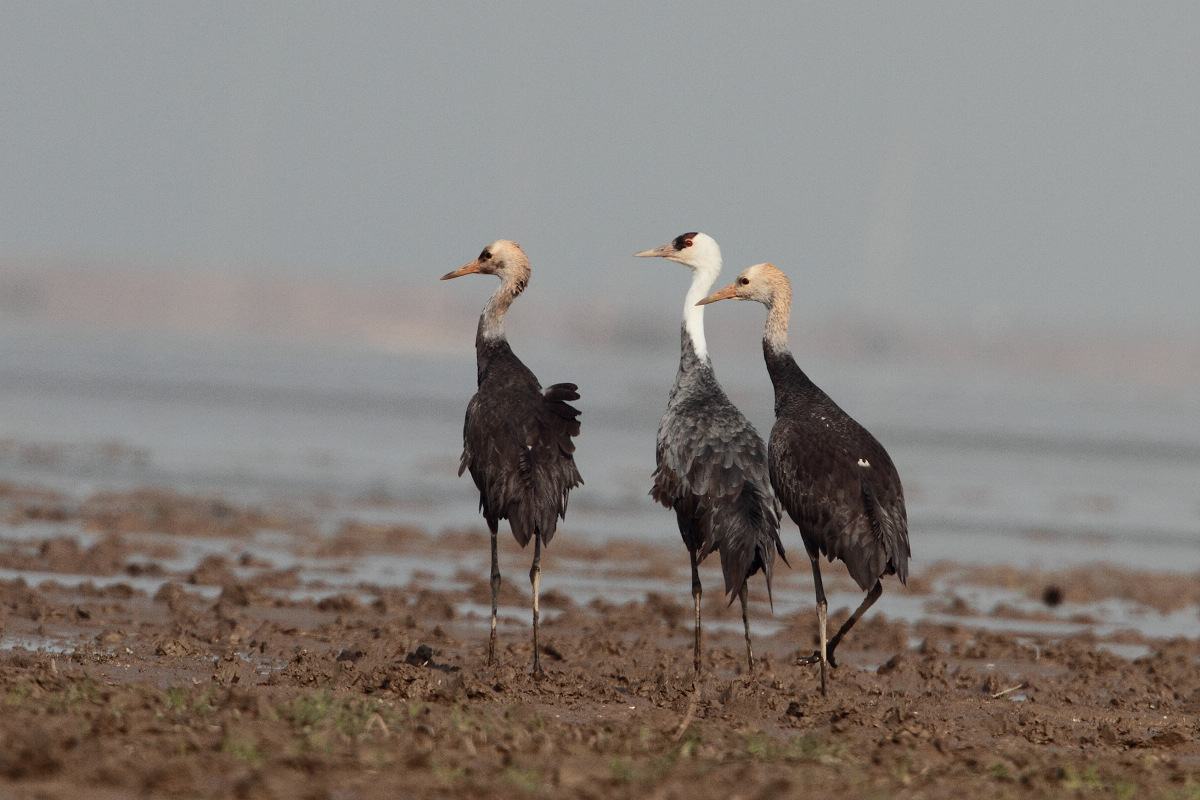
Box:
[634,244,675,259]
[697,282,739,305]
[441,259,482,280]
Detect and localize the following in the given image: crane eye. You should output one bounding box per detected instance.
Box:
[739,277,750,285]
[684,239,693,247]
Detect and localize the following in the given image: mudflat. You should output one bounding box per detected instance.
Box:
[0,482,1197,799]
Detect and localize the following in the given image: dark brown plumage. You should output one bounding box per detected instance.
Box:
[442,239,583,677]
[701,262,910,695]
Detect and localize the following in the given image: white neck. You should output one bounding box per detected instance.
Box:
[681,255,720,361]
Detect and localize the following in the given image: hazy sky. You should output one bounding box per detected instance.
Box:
[2,3,1198,329]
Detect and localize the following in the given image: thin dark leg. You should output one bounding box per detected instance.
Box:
[488,524,500,666]
[739,582,754,675]
[796,557,828,696]
[529,535,545,678]
[690,549,703,678]
[826,580,883,667]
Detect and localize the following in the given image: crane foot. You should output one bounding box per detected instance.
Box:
[796,650,839,669]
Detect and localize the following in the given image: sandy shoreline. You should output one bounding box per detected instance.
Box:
[1,482,1199,798]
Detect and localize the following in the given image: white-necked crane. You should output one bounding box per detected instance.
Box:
[441,240,583,677]
[700,262,910,695]
[635,232,786,677]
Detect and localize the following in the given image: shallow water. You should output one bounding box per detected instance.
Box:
[1,321,1199,575]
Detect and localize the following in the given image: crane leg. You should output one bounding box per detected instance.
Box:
[796,557,828,696]
[488,524,500,667]
[739,582,754,676]
[690,549,703,678]
[529,535,545,678]
[826,580,882,666]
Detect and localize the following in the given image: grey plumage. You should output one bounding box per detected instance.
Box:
[637,233,785,677]
[653,331,784,603]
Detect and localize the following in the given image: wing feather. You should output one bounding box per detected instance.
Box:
[460,347,582,548]
[652,358,784,599]
[770,398,909,591]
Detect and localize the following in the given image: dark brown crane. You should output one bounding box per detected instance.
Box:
[636,233,785,677]
[701,262,910,695]
[442,239,583,677]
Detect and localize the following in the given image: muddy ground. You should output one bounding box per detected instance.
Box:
[1,483,1200,798]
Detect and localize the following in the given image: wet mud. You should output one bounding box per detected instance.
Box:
[1,482,1200,798]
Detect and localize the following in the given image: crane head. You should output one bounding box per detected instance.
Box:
[698,262,790,307]
[442,240,529,282]
[634,232,721,273]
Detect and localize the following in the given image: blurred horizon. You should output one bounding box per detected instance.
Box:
[2,258,1199,394]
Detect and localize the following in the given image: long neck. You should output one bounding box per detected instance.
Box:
[676,324,709,380]
[473,273,525,387]
[763,336,807,409]
[760,288,813,409]
[681,259,719,362]
[762,281,791,354]
[476,271,526,343]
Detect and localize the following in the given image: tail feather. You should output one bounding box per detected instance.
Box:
[715,482,783,607]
